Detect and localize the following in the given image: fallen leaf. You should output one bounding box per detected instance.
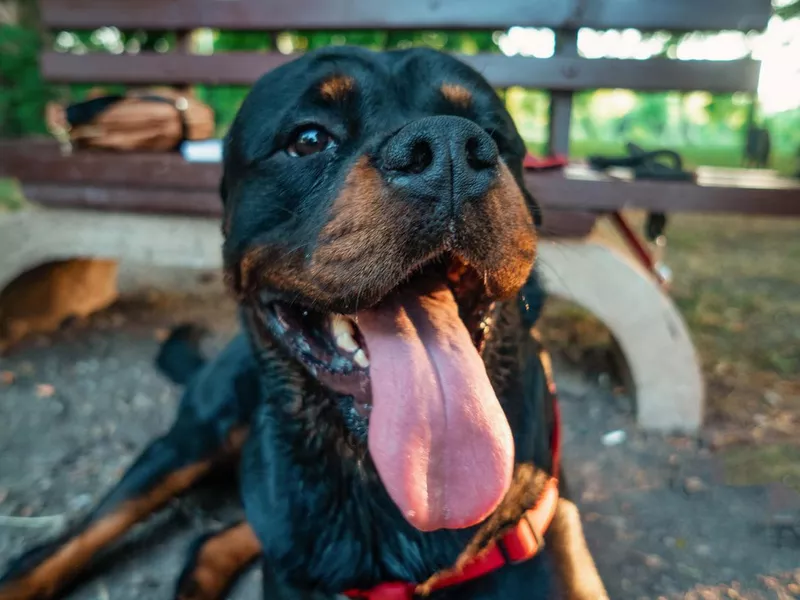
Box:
[763,389,782,407]
[36,383,55,398]
[683,476,708,495]
[643,553,665,569]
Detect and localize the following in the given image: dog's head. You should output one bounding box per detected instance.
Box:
[223,47,538,532]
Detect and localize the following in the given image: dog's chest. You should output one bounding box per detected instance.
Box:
[242,401,472,591]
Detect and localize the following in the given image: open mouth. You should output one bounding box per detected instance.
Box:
[249,253,513,532]
[252,255,496,427]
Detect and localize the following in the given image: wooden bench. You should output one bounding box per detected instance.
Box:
[2,0,796,433]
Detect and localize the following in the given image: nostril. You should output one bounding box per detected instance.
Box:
[465,136,496,171]
[406,141,433,174]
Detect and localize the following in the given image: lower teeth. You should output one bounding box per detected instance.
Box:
[353,348,370,368]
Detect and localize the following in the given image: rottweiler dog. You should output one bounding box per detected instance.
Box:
[0,47,608,600]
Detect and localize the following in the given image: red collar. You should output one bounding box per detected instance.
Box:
[345,399,562,600]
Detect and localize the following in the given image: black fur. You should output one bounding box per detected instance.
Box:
[0,47,580,600]
[222,47,556,597]
[155,323,209,384]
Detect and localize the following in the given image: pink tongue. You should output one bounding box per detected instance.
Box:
[357,283,514,531]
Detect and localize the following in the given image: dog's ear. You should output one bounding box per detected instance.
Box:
[523,188,543,227]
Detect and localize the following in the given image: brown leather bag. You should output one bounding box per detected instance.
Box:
[46,88,215,153]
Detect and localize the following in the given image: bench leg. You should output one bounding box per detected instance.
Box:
[0,208,223,292]
[0,259,119,353]
[0,209,225,350]
[537,240,704,433]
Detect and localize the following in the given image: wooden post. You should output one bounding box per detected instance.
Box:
[547,29,578,156]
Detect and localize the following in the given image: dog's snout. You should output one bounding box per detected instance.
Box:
[380,116,498,202]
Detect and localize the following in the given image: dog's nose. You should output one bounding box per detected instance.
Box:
[379,116,498,203]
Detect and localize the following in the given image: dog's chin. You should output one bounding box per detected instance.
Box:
[248,253,496,438]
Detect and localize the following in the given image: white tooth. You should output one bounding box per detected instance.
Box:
[337,334,359,353]
[353,349,370,368]
[330,314,353,337]
[331,315,359,352]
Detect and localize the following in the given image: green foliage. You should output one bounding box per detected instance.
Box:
[765,109,800,153]
[0,23,53,136]
[618,94,670,139]
[213,30,271,51]
[196,84,249,136]
[194,31,271,134]
[277,29,499,53]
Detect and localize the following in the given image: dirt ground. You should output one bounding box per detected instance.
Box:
[0,268,799,599]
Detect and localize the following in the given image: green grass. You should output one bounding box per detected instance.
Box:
[541,211,800,443]
[666,214,800,379]
[723,444,800,491]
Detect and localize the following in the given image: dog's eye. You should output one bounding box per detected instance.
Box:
[286,127,335,157]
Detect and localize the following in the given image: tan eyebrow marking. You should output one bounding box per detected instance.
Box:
[440,83,472,108]
[319,75,355,101]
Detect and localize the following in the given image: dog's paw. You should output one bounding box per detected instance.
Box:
[0,538,70,600]
[174,523,261,600]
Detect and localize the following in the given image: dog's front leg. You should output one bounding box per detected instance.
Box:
[174,521,262,600]
[546,496,609,600]
[0,423,248,600]
[0,334,259,600]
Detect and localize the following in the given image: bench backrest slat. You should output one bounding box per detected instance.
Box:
[40,0,772,32]
[40,52,762,93]
[35,0,773,156]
